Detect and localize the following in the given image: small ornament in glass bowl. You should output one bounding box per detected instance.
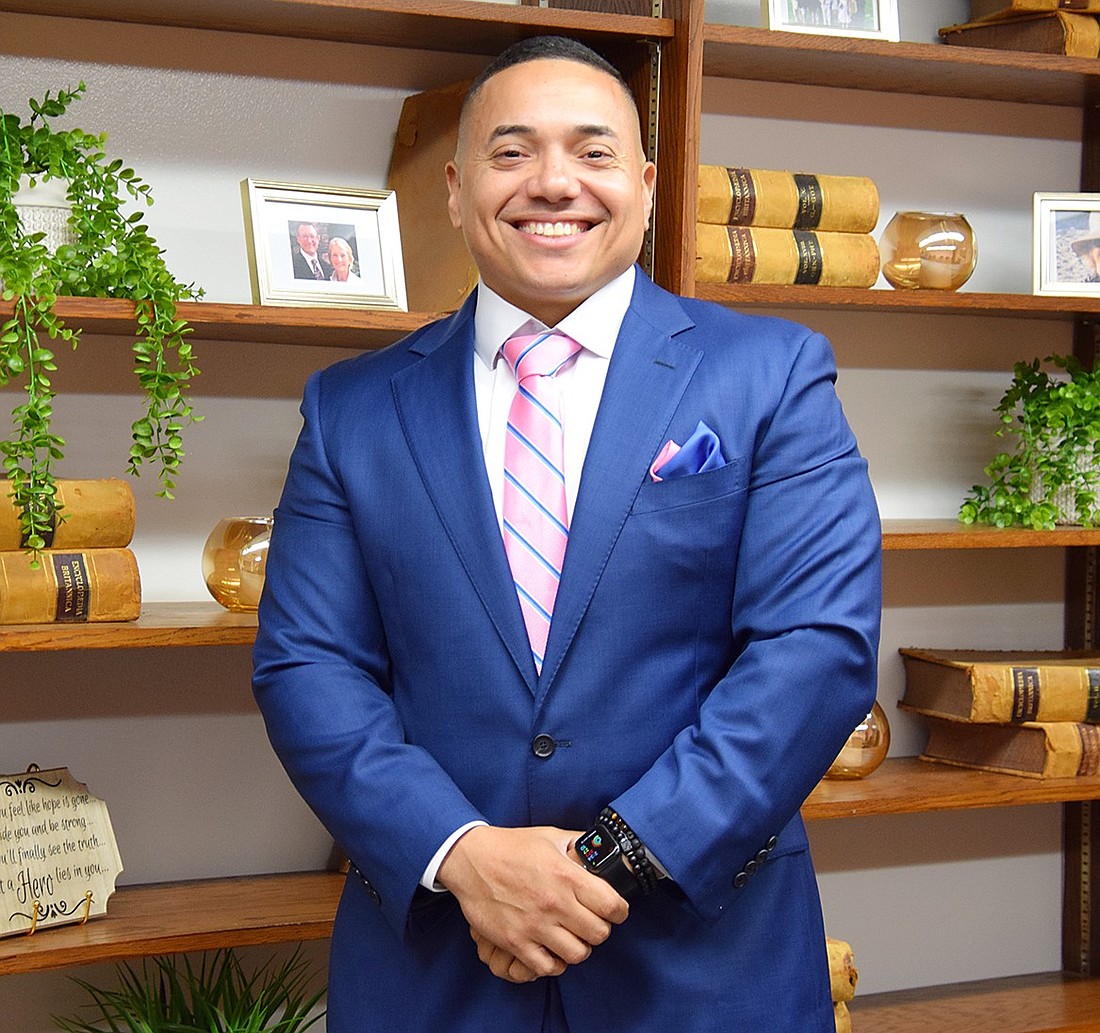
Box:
[880,210,976,290]
[202,516,273,612]
[825,700,891,780]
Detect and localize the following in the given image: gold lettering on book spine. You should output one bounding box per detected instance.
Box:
[726,226,756,283]
[792,230,823,285]
[725,167,756,225]
[1077,724,1100,776]
[1011,666,1041,722]
[792,174,823,230]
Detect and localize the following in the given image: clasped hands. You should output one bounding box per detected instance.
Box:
[436,824,630,984]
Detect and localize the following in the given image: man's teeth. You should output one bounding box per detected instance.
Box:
[521,222,585,236]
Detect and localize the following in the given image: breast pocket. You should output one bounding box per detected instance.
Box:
[631,455,748,515]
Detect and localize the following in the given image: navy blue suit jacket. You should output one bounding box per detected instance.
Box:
[252,270,881,1031]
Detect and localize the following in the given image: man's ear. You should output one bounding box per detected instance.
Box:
[445,161,462,230]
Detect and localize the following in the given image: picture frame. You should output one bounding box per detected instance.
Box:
[761,0,900,42]
[1033,192,1100,297]
[241,178,408,310]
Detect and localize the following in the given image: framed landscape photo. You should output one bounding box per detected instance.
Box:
[242,179,407,310]
[762,0,900,42]
[1033,192,1100,297]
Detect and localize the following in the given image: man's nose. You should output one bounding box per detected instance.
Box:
[528,152,580,202]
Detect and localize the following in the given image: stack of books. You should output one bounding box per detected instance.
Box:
[0,479,141,624]
[828,936,858,1033]
[940,1,1100,58]
[695,165,880,288]
[900,648,1100,778]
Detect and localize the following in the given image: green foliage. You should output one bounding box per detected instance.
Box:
[959,354,1100,529]
[54,947,326,1033]
[0,82,202,561]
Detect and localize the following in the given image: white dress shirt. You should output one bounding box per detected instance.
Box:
[420,266,636,891]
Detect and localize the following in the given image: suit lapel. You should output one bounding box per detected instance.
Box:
[391,298,538,691]
[539,276,701,694]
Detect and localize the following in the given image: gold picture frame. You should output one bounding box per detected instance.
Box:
[762,0,900,42]
[242,178,408,310]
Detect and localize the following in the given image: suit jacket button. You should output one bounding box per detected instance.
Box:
[733,871,748,889]
[765,836,778,851]
[532,734,556,759]
[745,859,758,875]
[756,849,770,865]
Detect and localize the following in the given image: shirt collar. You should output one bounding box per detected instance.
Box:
[472,265,636,370]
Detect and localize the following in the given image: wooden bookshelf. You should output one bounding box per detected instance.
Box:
[702,22,1100,106]
[693,284,1100,321]
[0,602,255,652]
[803,757,1100,822]
[882,520,1100,551]
[0,0,673,53]
[849,971,1100,1033]
[0,871,343,976]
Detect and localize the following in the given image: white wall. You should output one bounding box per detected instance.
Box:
[0,0,1083,1024]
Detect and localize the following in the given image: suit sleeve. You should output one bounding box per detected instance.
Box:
[611,328,881,920]
[251,369,486,938]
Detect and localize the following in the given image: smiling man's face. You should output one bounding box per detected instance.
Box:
[446,57,655,327]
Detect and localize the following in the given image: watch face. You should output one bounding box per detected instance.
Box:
[577,827,618,870]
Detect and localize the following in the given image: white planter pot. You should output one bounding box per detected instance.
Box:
[1028,449,1100,525]
[11,175,77,255]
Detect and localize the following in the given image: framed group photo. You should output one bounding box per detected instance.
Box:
[242,179,408,310]
[1033,192,1100,297]
[762,0,900,42]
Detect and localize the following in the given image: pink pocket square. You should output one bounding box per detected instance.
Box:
[649,420,726,482]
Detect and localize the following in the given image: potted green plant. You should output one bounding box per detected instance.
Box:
[0,82,201,560]
[959,354,1100,529]
[54,947,326,1033]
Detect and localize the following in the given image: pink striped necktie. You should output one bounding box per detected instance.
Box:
[501,329,583,673]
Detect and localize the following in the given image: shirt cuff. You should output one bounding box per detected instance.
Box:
[421,820,489,892]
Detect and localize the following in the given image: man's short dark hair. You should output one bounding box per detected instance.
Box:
[463,35,630,112]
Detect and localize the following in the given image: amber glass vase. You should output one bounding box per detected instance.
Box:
[202,516,273,612]
[880,211,977,290]
[824,700,892,780]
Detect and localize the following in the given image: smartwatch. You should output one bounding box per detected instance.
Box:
[575,821,639,899]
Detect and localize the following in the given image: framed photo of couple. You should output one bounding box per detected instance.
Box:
[242,178,408,310]
[762,0,900,42]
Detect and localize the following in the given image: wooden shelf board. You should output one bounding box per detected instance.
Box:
[703,23,1100,106]
[0,870,342,976]
[803,757,1100,821]
[849,971,1100,1033]
[693,284,1100,319]
[11,292,1095,360]
[0,602,256,652]
[882,520,1100,551]
[0,0,672,53]
[0,297,441,352]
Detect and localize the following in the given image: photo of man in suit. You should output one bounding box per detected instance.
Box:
[253,34,881,1033]
[290,220,332,280]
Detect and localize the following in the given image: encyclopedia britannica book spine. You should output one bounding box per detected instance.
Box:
[0,548,141,624]
[695,224,880,288]
[899,648,1100,725]
[697,166,880,234]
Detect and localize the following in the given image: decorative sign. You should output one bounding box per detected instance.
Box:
[0,766,123,938]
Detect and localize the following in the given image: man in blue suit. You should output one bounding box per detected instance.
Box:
[253,35,881,1032]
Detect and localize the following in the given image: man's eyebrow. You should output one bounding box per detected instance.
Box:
[487,123,621,141]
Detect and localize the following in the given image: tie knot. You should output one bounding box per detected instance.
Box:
[502,331,582,383]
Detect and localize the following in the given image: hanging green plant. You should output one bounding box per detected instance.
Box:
[959,354,1100,529]
[54,947,326,1033]
[0,82,202,562]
